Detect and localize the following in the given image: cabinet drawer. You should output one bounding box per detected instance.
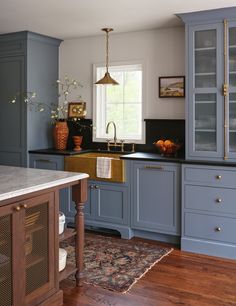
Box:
[184,212,236,244]
[184,166,236,188]
[185,185,236,215]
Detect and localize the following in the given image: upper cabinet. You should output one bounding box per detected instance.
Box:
[0,32,62,167]
[178,7,236,161]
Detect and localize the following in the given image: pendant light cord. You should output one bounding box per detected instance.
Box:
[106,30,109,73]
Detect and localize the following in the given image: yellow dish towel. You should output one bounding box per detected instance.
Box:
[96,157,112,178]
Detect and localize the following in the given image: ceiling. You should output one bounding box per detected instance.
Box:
[1,0,236,39]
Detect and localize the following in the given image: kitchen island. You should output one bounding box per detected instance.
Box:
[0,165,88,306]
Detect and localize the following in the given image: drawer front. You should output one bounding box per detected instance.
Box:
[184,165,236,188]
[184,212,236,244]
[185,185,236,215]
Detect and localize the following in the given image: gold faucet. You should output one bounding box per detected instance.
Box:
[106,121,124,152]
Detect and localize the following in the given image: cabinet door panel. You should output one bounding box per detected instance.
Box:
[0,56,26,166]
[0,203,25,306]
[0,210,13,306]
[94,184,128,225]
[84,183,93,220]
[24,193,56,304]
[132,162,180,235]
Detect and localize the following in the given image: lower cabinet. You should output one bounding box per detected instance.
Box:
[0,192,58,306]
[29,153,71,216]
[131,161,180,236]
[64,180,130,237]
[182,164,236,259]
[90,181,129,225]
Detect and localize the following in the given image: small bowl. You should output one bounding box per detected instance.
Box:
[154,140,181,157]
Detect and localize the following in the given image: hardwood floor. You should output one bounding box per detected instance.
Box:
[61,235,236,306]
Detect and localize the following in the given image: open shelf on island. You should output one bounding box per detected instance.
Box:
[59,228,76,242]
[59,264,77,282]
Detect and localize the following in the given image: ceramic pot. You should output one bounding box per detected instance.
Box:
[73,136,83,151]
[53,121,69,150]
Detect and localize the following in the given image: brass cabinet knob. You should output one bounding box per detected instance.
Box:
[216,198,222,203]
[215,227,221,232]
[95,185,99,189]
[90,185,94,189]
[15,206,21,211]
[22,204,28,209]
[216,175,222,180]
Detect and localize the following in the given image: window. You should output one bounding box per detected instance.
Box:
[93,62,145,143]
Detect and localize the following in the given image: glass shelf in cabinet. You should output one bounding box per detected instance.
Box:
[195,47,216,51]
[195,129,216,132]
[195,72,216,76]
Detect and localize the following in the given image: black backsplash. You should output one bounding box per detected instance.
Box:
[144,119,185,156]
[67,118,185,156]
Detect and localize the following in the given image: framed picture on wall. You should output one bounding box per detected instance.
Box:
[68,102,87,118]
[159,76,185,98]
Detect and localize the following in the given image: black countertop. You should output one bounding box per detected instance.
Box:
[120,152,236,167]
[29,149,236,167]
[28,148,92,156]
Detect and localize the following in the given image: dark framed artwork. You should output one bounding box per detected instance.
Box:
[68,102,86,118]
[159,76,185,98]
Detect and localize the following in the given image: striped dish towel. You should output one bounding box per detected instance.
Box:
[96,157,112,178]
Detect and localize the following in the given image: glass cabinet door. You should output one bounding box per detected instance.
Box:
[228,24,236,155]
[189,24,223,158]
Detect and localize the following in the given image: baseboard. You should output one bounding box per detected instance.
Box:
[39,290,63,306]
[133,229,180,245]
[181,237,236,260]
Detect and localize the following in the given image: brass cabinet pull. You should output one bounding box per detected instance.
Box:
[145,166,164,170]
[90,185,94,189]
[215,227,221,232]
[216,175,222,180]
[15,206,21,211]
[216,198,222,204]
[22,204,28,209]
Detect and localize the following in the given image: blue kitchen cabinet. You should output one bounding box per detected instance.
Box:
[178,8,236,161]
[29,153,132,238]
[0,31,61,167]
[79,181,131,239]
[131,161,180,236]
[29,153,71,217]
[182,164,236,259]
[29,154,64,170]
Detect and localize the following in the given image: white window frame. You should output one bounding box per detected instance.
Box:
[92,60,146,144]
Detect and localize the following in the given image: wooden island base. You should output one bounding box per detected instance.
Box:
[0,166,88,306]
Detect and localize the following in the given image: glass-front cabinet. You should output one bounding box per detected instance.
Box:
[0,192,56,306]
[179,8,236,161]
[228,23,236,155]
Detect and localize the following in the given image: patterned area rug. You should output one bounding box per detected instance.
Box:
[62,232,173,293]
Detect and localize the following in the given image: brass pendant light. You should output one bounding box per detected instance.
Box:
[95,28,119,85]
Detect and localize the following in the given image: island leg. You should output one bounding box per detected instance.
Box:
[72,178,88,286]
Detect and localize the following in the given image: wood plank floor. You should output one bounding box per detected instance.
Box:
[61,235,236,306]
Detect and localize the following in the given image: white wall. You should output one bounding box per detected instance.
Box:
[59,27,185,119]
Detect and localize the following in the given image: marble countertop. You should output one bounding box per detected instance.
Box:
[0,166,89,202]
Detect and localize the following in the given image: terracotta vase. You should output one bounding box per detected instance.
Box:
[53,121,69,150]
[73,136,83,151]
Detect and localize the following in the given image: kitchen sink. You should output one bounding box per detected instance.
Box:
[64,152,126,183]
